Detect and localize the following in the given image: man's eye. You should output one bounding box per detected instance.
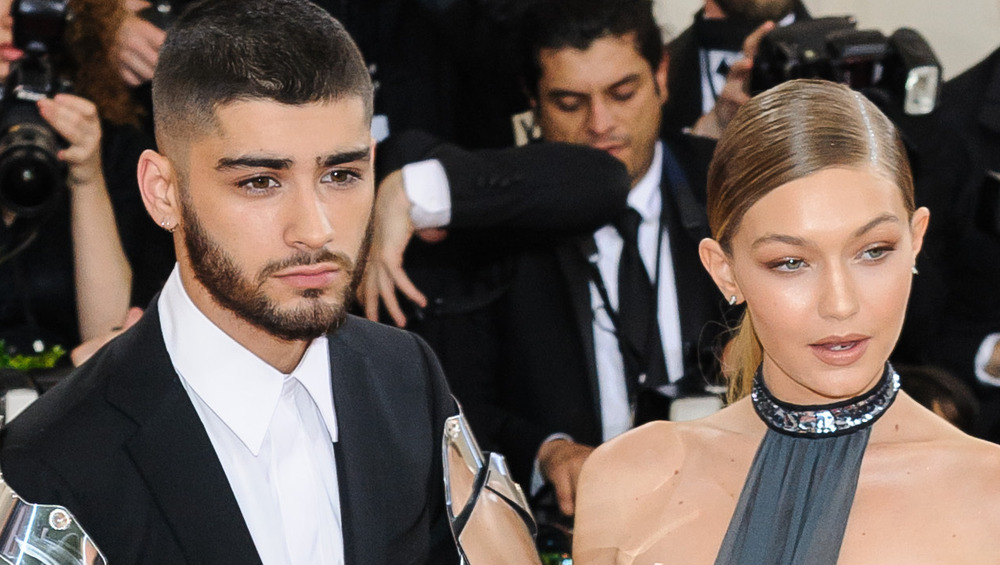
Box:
[554,97,582,112]
[323,169,360,185]
[610,88,636,102]
[240,176,279,192]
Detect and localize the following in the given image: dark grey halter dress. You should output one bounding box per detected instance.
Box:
[714,364,900,565]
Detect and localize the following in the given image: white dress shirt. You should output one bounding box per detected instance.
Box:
[159,267,345,565]
[589,142,684,441]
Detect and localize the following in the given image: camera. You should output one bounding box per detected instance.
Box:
[752,17,942,116]
[0,0,70,219]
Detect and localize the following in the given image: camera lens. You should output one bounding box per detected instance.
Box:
[0,123,62,217]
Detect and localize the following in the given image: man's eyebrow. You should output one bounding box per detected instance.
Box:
[853,213,900,237]
[319,147,371,167]
[215,155,293,171]
[546,74,642,101]
[607,73,641,91]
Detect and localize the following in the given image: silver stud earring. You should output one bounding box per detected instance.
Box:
[729,295,738,306]
[912,265,919,275]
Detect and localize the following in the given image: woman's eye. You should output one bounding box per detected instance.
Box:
[772,258,805,272]
[862,246,894,261]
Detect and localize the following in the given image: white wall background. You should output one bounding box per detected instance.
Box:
[653,0,1000,79]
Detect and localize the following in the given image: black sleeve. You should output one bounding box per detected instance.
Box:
[378,130,632,237]
[413,332,461,565]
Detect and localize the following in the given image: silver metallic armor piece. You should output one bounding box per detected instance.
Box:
[443,408,542,565]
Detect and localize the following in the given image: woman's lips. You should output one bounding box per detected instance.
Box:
[808,336,871,366]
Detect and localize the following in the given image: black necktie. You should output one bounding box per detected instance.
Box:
[614,208,668,398]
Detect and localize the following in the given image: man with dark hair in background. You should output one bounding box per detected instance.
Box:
[369,0,731,519]
[0,1,458,563]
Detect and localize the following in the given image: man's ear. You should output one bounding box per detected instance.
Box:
[137,149,181,231]
[699,237,741,304]
[655,49,669,105]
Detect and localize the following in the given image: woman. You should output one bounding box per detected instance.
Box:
[0,0,172,357]
[573,79,1000,564]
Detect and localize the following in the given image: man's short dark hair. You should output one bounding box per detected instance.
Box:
[518,0,663,99]
[152,0,373,150]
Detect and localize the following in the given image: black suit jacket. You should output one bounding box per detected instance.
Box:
[0,305,458,564]
[900,46,1000,440]
[444,138,729,485]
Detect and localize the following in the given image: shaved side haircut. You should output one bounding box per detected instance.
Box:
[152,0,374,156]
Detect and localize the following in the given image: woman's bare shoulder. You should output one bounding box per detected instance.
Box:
[580,399,763,492]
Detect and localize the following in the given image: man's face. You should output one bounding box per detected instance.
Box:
[533,32,667,186]
[175,98,374,341]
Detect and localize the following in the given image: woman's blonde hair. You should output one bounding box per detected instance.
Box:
[706,79,916,402]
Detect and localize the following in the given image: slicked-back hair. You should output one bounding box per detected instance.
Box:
[152,0,373,152]
[706,79,915,403]
[518,0,663,99]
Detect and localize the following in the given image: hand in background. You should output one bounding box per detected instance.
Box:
[361,170,429,326]
[538,438,595,517]
[692,21,775,139]
[70,307,143,366]
[37,94,103,189]
[116,0,166,86]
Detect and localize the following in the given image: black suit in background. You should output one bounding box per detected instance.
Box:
[437,136,729,486]
[906,46,1000,441]
[0,304,459,564]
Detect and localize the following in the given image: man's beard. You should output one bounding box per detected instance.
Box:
[714,0,794,22]
[180,198,372,341]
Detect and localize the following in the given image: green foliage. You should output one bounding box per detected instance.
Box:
[0,340,66,370]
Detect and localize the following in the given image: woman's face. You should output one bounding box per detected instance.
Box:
[0,0,21,81]
[726,166,928,404]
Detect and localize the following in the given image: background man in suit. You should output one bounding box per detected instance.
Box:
[367,0,731,518]
[0,1,458,563]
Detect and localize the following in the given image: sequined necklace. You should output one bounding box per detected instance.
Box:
[751,363,901,438]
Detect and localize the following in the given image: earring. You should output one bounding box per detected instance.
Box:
[160,219,175,233]
[912,265,919,275]
[728,295,738,306]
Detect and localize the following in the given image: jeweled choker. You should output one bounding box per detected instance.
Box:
[751,363,901,438]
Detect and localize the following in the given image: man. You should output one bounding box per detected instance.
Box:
[371,0,729,517]
[0,1,457,563]
[662,0,807,138]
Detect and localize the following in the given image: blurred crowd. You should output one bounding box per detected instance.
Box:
[2,0,1000,536]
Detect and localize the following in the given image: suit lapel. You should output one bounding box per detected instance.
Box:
[555,236,604,425]
[329,329,388,565]
[108,305,262,565]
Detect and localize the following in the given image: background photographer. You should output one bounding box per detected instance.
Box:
[0,0,170,361]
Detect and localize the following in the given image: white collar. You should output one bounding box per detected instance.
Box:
[626,141,664,222]
[158,267,338,455]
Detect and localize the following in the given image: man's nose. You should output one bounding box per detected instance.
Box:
[586,98,615,137]
[285,185,335,251]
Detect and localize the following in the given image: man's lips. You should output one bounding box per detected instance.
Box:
[808,335,871,366]
[271,264,342,289]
